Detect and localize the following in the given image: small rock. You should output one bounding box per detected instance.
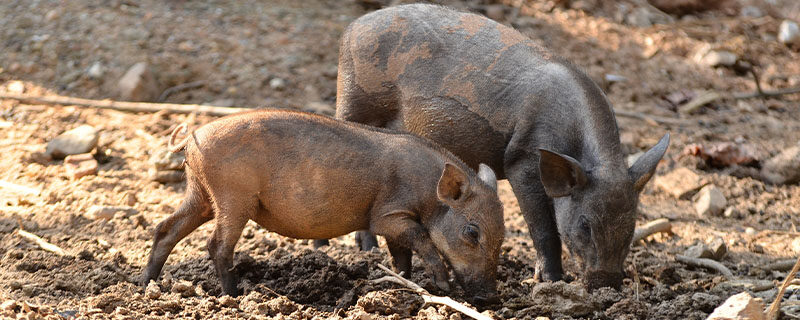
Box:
[761,145,800,185]
[150,149,185,171]
[778,20,800,45]
[7,80,25,94]
[694,184,726,216]
[44,9,60,21]
[740,6,763,18]
[45,125,99,159]
[684,244,714,259]
[626,7,653,27]
[654,167,705,199]
[219,295,238,308]
[745,227,756,236]
[604,74,627,83]
[723,207,740,219]
[145,281,161,300]
[709,238,728,260]
[269,78,286,91]
[86,205,138,220]
[484,5,505,21]
[302,102,335,116]
[120,192,137,206]
[208,98,235,108]
[150,169,185,183]
[1,300,16,312]
[87,62,104,79]
[692,292,722,313]
[171,280,195,297]
[706,292,765,320]
[64,153,98,179]
[21,285,35,297]
[118,62,159,102]
[700,50,738,67]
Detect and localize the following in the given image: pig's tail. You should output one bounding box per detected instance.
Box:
[168,123,190,153]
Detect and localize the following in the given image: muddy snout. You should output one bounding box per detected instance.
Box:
[585,270,625,291]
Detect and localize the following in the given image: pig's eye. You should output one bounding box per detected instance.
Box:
[462,224,480,244]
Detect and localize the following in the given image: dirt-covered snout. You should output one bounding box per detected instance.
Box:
[430,163,505,305]
[539,133,670,290]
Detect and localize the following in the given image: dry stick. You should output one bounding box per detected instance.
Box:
[675,255,734,278]
[613,110,687,126]
[679,86,800,114]
[157,80,207,102]
[0,180,41,196]
[632,218,672,244]
[766,256,800,320]
[0,93,249,117]
[764,259,798,272]
[373,264,491,320]
[17,229,72,257]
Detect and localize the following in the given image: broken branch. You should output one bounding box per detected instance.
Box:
[675,255,734,278]
[614,110,687,126]
[679,86,800,114]
[632,218,672,244]
[763,259,798,272]
[766,256,800,320]
[374,264,491,320]
[0,93,249,117]
[17,229,72,257]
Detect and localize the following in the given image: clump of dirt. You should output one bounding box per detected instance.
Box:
[357,290,424,317]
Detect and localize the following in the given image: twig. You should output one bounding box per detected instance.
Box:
[678,91,723,114]
[0,93,249,117]
[373,264,491,320]
[632,218,672,244]
[675,255,734,278]
[613,110,686,126]
[158,80,206,102]
[0,180,41,196]
[766,256,800,320]
[17,229,72,257]
[679,86,800,114]
[764,259,798,272]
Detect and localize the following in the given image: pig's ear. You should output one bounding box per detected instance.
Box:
[538,149,587,198]
[629,133,670,192]
[477,163,498,192]
[438,163,470,205]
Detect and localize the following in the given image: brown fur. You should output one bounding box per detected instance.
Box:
[142,109,504,300]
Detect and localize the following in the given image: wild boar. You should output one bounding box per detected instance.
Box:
[328,4,669,290]
[142,109,504,303]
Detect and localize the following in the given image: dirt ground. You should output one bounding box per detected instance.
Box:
[1,0,800,319]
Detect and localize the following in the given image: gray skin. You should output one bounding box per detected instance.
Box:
[141,110,505,304]
[318,4,669,290]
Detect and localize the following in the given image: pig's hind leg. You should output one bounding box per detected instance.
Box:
[207,194,253,297]
[143,184,212,286]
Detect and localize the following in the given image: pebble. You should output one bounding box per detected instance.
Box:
[86,205,138,220]
[171,280,195,297]
[45,125,99,159]
[779,20,800,45]
[654,167,705,199]
[219,295,238,308]
[1,300,16,312]
[700,50,738,67]
[723,207,740,219]
[269,78,286,91]
[208,98,235,108]
[7,80,25,94]
[709,238,727,260]
[694,184,726,216]
[740,6,763,18]
[761,145,800,185]
[146,281,161,300]
[117,62,159,102]
[626,7,653,27]
[87,62,104,79]
[684,244,714,259]
[64,153,98,179]
[706,292,765,320]
[150,149,185,171]
[150,169,185,183]
[745,227,756,235]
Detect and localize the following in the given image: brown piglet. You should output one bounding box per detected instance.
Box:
[142,109,504,304]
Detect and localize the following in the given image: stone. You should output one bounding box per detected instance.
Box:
[626,7,653,27]
[150,149,185,171]
[219,295,238,308]
[208,98,235,108]
[45,125,99,159]
[63,153,98,179]
[694,184,726,216]
[706,292,765,320]
[684,244,714,259]
[740,6,763,18]
[269,78,286,91]
[302,102,335,116]
[145,281,161,300]
[86,205,138,220]
[778,20,800,45]
[604,74,627,83]
[87,62,104,79]
[761,145,800,185]
[150,169,185,183]
[7,80,25,94]
[117,62,159,102]
[1,300,16,312]
[171,280,195,297]
[700,50,738,67]
[654,167,705,199]
[723,207,741,219]
[709,238,728,260]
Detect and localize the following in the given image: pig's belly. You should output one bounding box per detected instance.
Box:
[250,179,374,240]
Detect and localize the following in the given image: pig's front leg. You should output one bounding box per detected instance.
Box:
[373,211,450,291]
